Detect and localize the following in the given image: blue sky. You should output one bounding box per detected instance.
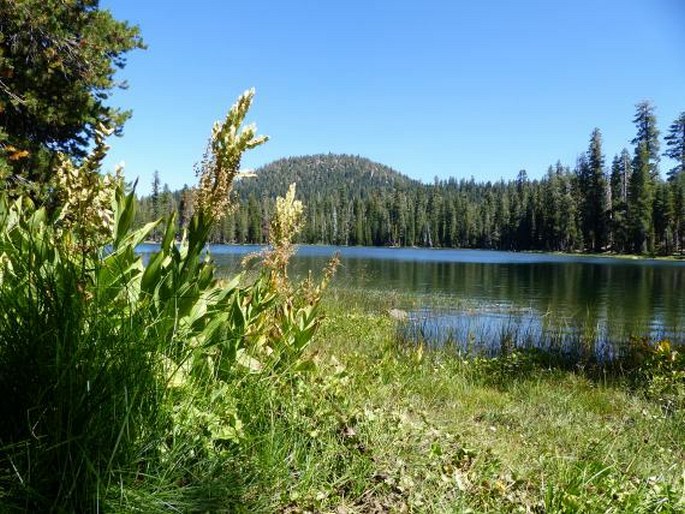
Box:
[101,0,685,194]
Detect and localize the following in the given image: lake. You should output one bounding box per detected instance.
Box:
[139,244,685,357]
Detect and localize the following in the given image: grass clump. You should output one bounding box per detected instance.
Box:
[247,296,685,513]
[0,90,334,512]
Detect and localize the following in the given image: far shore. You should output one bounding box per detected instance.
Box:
[139,239,685,262]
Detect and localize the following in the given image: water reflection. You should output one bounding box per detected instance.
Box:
[138,244,685,354]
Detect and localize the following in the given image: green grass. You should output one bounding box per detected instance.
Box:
[531,249,685,262]
[235,289,685,513]
[0,183,329,512]
[1,190,683,513]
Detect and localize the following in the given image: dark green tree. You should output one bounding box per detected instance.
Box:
[629,101,660,253]
[629,143,655,253]
[653,181,674,254]
[0,0,144,184]
[558,166,580,250]
[631,101,660,178]
[579,128,609,251]
[542,162,578,251]
[664,112,685,181]
[150,170,161,239]
[664,112,685,252]
[670,174,685,252]
[156,183,175,240]
[610,150,631,252]
[247,194,261,243]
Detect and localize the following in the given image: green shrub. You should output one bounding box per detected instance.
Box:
[627,339,685,412]
[0,90,333,512]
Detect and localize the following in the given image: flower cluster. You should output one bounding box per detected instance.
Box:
[271,183,304,248]
[195,88,268,220]
[264,183,304,294]
[54,124,121,251]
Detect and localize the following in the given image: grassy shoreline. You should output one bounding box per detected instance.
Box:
[525,249,685,262]
[237,290,685,512]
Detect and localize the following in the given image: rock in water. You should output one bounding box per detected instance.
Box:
[388,308,408,321]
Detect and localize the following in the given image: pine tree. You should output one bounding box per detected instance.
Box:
[610,150,631,252]
[664,112,685,251]
[542,162,577,251]
[0,0,144,186]
[631,101,661,178]
[653,182,674,254]
[664,112,685,181]
[161,184,174,216]
[558,166,581,251]
[247,194,261,243]
[671,174,685,252]
[581,128,609,251]
[629,143,655,253]
[151,170,161,240]
[629,101,660,253]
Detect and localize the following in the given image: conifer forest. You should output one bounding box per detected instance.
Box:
[141,103,685,255]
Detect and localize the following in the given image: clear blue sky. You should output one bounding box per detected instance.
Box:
[101,0,685,194]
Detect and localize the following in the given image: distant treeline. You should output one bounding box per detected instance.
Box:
[139,102,685,255]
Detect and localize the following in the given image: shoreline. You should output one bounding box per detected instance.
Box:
[141,240,685,262]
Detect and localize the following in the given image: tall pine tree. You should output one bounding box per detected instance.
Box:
[151,170,161,240]
[664,112,685,181]
[581,128,609,251]
[610,149,631,252]
[664,112,685,251]
[629,101,660,253]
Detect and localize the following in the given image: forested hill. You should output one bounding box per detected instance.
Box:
[235,154,418,200]
[141,103,685,255]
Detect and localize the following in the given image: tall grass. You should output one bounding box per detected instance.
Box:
[0,196,162,510]
[0,91,333,512]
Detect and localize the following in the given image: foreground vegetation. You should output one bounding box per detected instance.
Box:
[0,90,331,512]
[231,289,683,513]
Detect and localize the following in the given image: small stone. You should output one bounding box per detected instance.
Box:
[388,308,408,321]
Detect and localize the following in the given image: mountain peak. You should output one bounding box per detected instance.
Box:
[234,154,416,200]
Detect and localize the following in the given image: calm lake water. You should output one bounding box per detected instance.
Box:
[139,244,685,356]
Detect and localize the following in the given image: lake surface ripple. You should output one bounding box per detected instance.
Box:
[139,244,685,357]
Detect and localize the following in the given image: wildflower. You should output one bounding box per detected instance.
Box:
[271,183,304,248]
[54,124,121,252]
[264,183,304,294]
[195,88,268,221]
[262,183,339,299]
